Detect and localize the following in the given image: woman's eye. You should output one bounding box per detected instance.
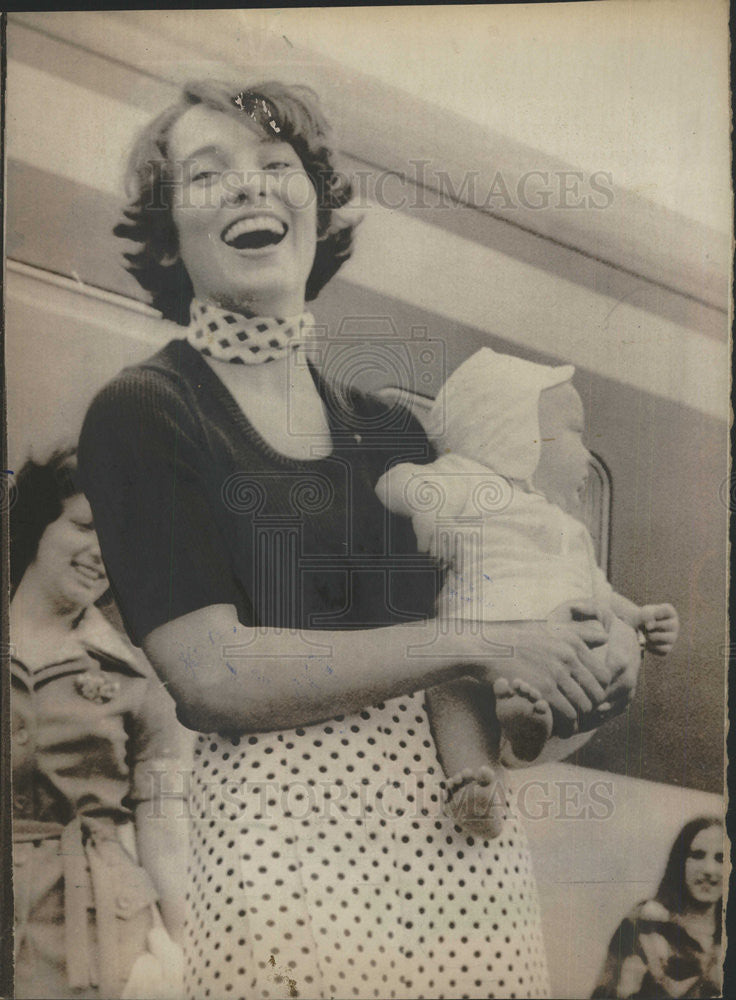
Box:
[72,520,94,533]
[264,160,292,171]
[715,853,724,864]
[192,170,219,183]
[689,849,706,860]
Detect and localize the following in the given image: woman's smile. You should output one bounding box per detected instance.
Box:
[31,494,109,612]
[221,212,288,252]
[169,104,318,316]
[71,559,106,586]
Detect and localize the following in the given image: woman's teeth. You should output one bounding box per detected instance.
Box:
[222,216,287,249]
[73,562,104,583]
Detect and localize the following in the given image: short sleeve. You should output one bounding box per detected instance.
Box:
[78,365,247,646]
[126,671,194,807]
[376,459,469,518]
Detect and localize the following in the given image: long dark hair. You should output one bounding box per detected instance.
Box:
[114,79,356,324]
[655,816,723,935]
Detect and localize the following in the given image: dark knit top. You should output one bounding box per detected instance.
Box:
[78,339,439,647]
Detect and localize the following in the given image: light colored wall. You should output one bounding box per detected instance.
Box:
[516,762,723,998]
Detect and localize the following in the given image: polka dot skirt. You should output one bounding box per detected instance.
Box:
[185,692,550,1000]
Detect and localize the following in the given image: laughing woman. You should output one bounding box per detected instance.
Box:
[78,80,638,1000]
[10,450,190,999]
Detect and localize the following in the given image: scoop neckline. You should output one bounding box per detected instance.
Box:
[175,338,349,467]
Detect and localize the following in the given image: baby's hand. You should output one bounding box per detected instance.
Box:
[639,603,679,656]
[548,599,612,646]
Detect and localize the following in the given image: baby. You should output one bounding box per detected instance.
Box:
[375,347,679,838]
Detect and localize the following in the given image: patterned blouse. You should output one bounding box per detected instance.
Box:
[591,899,722,999]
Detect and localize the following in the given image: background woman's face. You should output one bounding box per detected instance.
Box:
[169,105,318,316]
[33,494,108,611]
[684,825,723,906]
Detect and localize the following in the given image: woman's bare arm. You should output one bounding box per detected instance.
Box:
[135,798,189,943]
[143,603,611,734]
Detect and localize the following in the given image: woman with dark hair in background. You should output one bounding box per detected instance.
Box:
[10,449,191,999]
[592,816,723,999]
[79,79,641,999]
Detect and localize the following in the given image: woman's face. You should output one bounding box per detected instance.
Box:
[168,104,318,317]
[32,494,108,612]
[684,825,723,906]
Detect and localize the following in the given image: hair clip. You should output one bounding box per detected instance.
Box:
[233,92,282,135]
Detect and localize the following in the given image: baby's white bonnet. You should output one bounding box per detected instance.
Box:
[424,346,575,482]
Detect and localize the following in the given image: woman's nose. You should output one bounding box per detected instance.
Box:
[224,165,268,205]
[86,534,103,564]
[704,853,721,875]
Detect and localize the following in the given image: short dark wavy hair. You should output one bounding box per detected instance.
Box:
[114,79,356,324]
[10,447,81,592]
[656,815,723,928]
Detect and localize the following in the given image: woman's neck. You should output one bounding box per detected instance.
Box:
[203,290,306,319]
[11,568,84,635]
[678,902,718,940]
[202,352,333,461]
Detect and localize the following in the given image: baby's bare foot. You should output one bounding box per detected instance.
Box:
[444,764,507,839]
[494,677,553,762]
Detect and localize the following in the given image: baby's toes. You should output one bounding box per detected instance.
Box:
[524,683,544,703]
[511,678,540,703]
[476,765,495,786]
[447,769,474,794]
[493,678,513,699]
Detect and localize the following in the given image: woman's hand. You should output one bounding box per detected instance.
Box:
[578,617,642,731]
[469,618,611,737]
[121,919,184,1000]
[616,954,648,998]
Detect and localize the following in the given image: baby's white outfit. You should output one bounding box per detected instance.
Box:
[388,451,613,623]
[377,345,613,624]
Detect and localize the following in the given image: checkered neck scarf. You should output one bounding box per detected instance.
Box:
[186,299,315,364]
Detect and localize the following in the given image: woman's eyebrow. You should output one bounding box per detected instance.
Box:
[182,136,285,160]
[182,143,221,161]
